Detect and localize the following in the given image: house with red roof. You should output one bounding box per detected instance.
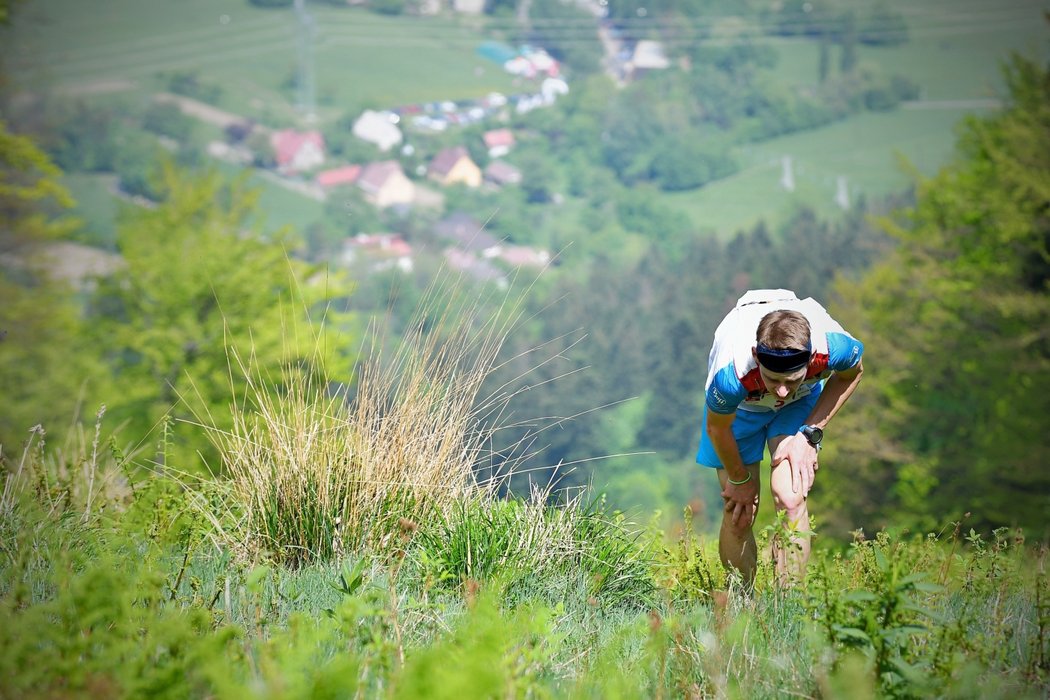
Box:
[270,129,325,175]
[341,233,414,273]
[482,128,515,158]
[316,165,362,190]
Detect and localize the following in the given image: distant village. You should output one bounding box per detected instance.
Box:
[182,34,671,287]
[184,42,580,287]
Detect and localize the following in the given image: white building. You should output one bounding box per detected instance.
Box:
[352,110,403,152]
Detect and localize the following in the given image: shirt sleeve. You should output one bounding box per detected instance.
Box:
[826,332,864,371]
[706,364,747,414]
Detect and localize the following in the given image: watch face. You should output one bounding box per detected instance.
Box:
[803,426,823,445]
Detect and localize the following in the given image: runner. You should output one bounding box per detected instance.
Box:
[696,289,864,587]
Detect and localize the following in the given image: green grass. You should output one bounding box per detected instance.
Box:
[661,106,990,236]
[765,0,1050,100]
[62,173,123,249]
[212,162,326,235]
[1,272,1047,698]
[6,0,520,127]
[3,440,1047,698]
[680,0,1050,235]
[866,0,1050,100]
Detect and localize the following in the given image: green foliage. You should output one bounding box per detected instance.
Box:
[411,493,659,609]
[370,0,407,17]
[807,544,940,695]
[830,47,1050,535]
[86,162,347,471]
[113,128,166,199]
[3,425,1050,700]
[0,120,105,453]
[142,100,196,142]
[33,98,121,173]
[0,553,239,699]
[649,138,737,191]
[162,70,224,104]
[395,593,561,699]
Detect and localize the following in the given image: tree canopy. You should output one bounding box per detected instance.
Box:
[824,50,1050,537]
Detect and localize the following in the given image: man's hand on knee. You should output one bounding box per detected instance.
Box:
[721,479,759,527]
[771,434,818,496]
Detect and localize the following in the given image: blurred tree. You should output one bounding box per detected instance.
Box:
[858,1,908,46]
[0,121,103,452]
[825,50,1050,537]
[163,71,223,105]
[41,99,120,173]
[142,101,196,143]
[113,130,165,200]
[88,163,353,471]
[838,10,859,74]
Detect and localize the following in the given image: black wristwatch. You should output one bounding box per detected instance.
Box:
[801,424,824,448]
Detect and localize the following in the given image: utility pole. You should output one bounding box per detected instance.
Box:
[780,155,795,192]
[294,0,317,123]
[835,175,850,210]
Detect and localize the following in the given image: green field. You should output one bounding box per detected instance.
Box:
[212,163,328,234]
[6,0,521,126]
[663,105,989,235]
[768,0,1050,99]
[669,0,1050,235]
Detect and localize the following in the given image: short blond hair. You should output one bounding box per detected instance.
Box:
[756,310,810,350]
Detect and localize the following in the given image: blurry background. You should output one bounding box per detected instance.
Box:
[2,0,1048,539]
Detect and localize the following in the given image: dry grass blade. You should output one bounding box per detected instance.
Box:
[201,268,541,567]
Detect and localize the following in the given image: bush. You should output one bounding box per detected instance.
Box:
[650,139,737,191]
[142,101,195,142]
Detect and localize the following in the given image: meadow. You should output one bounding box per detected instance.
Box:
[663,105,989,235]
[1,290,1047,697]
[6,0,521,125]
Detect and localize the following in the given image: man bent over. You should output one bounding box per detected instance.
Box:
[696,289,864,587]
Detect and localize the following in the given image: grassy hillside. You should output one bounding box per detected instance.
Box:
[2,398,1046,698]
[663,105,989,235]
[6,0,521,126]
[9,0,1049,238]
[661,0,1050,236]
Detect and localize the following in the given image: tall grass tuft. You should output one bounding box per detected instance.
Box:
[200,272,540,568]
[410,487,658,608]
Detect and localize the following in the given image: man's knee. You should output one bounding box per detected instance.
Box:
[771,478,806,515]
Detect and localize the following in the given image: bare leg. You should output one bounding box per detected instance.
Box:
[716,464,761,588]
[768,436,812,585]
